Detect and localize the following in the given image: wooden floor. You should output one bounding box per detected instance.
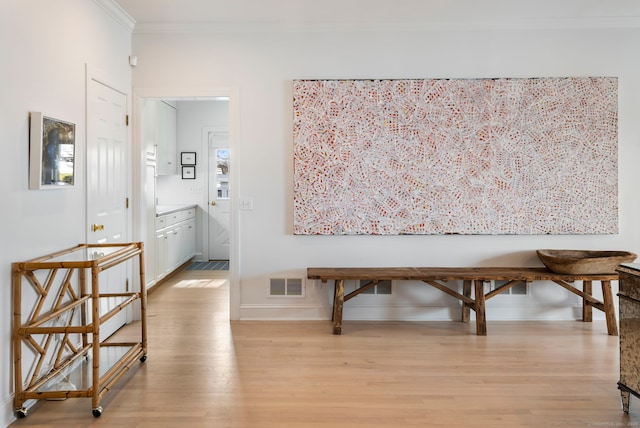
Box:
[10,268,640,427]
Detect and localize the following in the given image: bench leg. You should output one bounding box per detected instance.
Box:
[474,280,487,336]
[462,280,471,323]
[601,280,618,336]
[582,280,593,322]
[621,388,631,413]
[332,279,344,335]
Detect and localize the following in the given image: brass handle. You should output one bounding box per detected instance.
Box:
[92,224,104,232]
[210,201,216,206]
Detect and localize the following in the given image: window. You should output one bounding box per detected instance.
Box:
[215,148,229,199]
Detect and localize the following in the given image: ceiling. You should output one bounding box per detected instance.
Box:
[113,0,640,32]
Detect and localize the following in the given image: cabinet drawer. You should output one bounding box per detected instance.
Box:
[155,216,167,230]
[166,211,184,226]
[184,208,196,220]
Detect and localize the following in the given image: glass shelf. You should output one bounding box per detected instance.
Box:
[17,243,143,269]
[36,345,139,394]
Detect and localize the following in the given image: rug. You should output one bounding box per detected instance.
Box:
[186,261,229,271]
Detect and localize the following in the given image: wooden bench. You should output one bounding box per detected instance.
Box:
[306,267,619,336]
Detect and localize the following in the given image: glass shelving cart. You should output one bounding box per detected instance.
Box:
[12,243,147,418]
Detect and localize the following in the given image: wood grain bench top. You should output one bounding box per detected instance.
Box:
[307,267,619,282]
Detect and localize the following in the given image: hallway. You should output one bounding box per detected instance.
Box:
[10,268,640,427]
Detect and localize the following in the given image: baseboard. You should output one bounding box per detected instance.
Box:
[3,394,18,428]
[238,303,595,321]
[239,304,329,320]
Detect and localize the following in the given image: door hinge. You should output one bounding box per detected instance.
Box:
[126,278,129,292]
[126,197,129,209]
[126,114,129,126]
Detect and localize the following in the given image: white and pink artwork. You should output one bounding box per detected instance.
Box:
[293,78,618,235]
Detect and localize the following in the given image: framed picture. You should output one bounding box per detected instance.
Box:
[29,112,76,189]
[181,152,196,165]
[182,166,196,179]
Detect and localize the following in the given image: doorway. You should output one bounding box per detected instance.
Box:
[134,89,239,320]
[206,128,230,261]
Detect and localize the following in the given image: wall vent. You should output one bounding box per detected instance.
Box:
[342,279,392,295]
[484,280,528,296]
[269,278,304,297]
[360,279,392,295]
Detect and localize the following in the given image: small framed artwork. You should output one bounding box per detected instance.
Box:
[29,112,76,189]
[182,166,196,179]
[181,152,196,165]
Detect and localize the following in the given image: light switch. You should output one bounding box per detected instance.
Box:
[239,198,254,210]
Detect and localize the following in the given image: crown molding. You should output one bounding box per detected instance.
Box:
[94,0,136,33]
[131,15,640,35]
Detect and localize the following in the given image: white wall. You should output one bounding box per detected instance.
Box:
[0,1,132,425]
[132,26,640,322]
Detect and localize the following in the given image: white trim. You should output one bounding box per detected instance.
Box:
[344,304,587,321]
[132,16,640,35]
[237,303,594,321]
[240,304,329,321]
[93,0,136,32]
[133,87,241,320]
[3,393,19,427]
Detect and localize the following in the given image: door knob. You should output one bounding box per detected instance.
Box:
[92,224,104,232]
[210,201,216,206]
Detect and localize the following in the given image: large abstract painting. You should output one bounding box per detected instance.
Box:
[293,77,618,235]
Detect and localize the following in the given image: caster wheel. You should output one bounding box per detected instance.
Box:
[92,406,103,417]
[16,408,27,418]
[140,355,147,363]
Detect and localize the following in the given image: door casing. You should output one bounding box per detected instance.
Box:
[132,88,240,321]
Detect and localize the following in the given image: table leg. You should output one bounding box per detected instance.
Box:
[332,279,344,335]
[474,280,487,336]
[582,280,592,322]
[462,280,471,323]
[601,280,618,336]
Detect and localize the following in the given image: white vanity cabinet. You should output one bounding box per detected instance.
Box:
[154,206,197,281]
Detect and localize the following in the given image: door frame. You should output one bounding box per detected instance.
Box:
[132,87,240,321]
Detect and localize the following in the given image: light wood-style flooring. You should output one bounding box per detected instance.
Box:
[10,268,640,427]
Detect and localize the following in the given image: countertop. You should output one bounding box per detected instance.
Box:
[156,204,197,216]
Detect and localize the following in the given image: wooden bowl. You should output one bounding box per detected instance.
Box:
[536,249,637,275]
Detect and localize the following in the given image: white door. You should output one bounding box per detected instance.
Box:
[208,131,230,260]
[86,72,129,339]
